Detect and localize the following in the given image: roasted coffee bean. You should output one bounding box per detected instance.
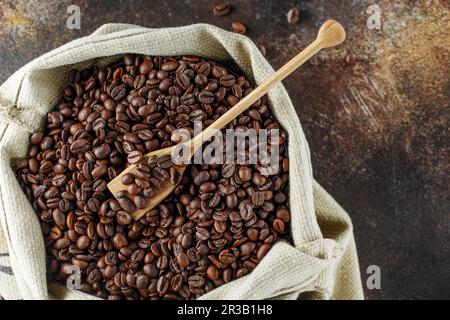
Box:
[276,208,290,223]
[152,167,169,181]
[156,154,173,169]
[221,164,235,178]
[273,219,285,234]
[94,143,111,159]
[110,84,126,101]
[239,242,256,255]
[169,167,180,185]
[176,72,191,89]
[171,273,184,292]
[198,90,215,104]
[239,202,254,220]
[133,196,146,209]
[157,276,169,295]
[188,275,205,288]
[121,173,134,185]
[77,235,90,250]
[118,197,136,214]
[231,21,246,34]
[16,54,290,301]
[161,60,178,71]
[219,248,238,264]
[251,192,265,207]
[176,252,190,268]
[238,166,252,182]
[127,150,143,164]
[70,139,90,154]
[287,8,300,25]
[31,132,44,145]
[257,243,270,260]
[92,165,107,178]
[219,74,235,87]
[206,264,219,280]
[113,233,128,248]
[196,228,210,241]
[213,3,231,16]
[135,274,149,289]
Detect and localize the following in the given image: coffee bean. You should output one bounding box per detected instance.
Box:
[231,21,246,34]
[239,242,256,255]
[110,84,126,101]
[239,202,254,220]
[70,139,90,154]
[118,197,136,214]
[176,252,190,268]
[156,154,173,169]
[287,8,300,25]
[188,275,205,288]
[198,90,215,104]
[152,167,169,181]
[55,238,70,250]
[77,235,90,250]
[238,166,252,182]
[219,248,238,264]
[196,228,210,241]
[31,132,44,145]
[181,233,192,249]
[136,274,149,289]
[133,196,146,209]
[276,208,290,223]
[92,165,107,178]
[257,243,270,260]
[157,276,169,295]
[251,192,265,207]
[212,211,227,221]
[199,182,216,193]
[206,264,219,280]
[113,233,128,248]
[193,170,210,185]
[127,150,143,164]
[121,173,134,185]
[273,219,285,234]
[219,74,235,87]
[94,143,111,159]
[169,167,180,185]
[176,72,190,89]
[213,3,231,16]
[221,164,235,178]
[225,193,238,208]
[161,60,178,71]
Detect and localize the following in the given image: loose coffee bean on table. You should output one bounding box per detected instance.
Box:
[231,21,247,34]
[213,3,231,17]
[16,54,290,300]
[287,8,300,25]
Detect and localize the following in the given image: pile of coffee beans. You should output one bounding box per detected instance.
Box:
[16,54,290,300]
[118,154,180,214]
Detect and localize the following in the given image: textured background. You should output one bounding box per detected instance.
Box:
[0,0,448,299]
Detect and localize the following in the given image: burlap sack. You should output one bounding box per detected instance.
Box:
[0,23,364,300]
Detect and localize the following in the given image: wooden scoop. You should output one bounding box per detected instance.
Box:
[107,19,346,219]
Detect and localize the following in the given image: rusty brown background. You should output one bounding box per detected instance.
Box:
[0,0,449,299]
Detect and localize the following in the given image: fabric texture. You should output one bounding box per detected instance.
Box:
[0,23,364,300]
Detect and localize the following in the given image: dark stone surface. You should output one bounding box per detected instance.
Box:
[0,0,448,299]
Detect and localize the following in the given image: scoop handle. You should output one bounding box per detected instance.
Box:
[191,19,346,148]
